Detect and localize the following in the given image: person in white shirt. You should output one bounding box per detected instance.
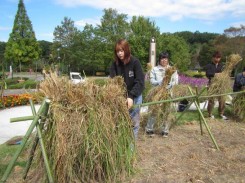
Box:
[145,52,178,137]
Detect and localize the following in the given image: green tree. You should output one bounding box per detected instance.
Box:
[53,17,81,73]
[4,0,40,72]
[0,42,6,70]
[158,34,190,72]
[79,24,103,75]
[198,41,216,68]
[128,16,160,69]
[96,8,130,73]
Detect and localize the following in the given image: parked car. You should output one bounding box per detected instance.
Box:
[70,72,85,84]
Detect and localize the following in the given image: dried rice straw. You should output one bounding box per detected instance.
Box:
[29,73,136,183]
[208,54,242,95]
[146,67,177,130]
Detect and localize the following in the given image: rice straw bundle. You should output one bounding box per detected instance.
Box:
[145,63,152,72]
[208,54,242,95]
[146,67,177,129]
[171,84,190,98]
[29,73,135,183]
[233,91,245,122]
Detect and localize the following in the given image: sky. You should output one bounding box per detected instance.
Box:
[1,0,245,42]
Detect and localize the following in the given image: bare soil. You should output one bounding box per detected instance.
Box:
[130,118,245,183]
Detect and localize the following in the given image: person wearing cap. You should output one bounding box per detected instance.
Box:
[205,51,228,120]
[145,52,178,137]
[233,67,245,92]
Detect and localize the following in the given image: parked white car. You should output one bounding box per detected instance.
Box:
[70,72,85,84]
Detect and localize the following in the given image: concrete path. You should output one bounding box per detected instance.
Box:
[0,105,40,144]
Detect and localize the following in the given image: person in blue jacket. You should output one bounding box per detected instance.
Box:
[233,67,245,92]
[145,52,179,137]
[110,39,145,139]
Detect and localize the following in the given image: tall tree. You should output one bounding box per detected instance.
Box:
[128,16,160,69]
[96,8,130,72]
[0,42,6,69]
[53,17,81,73]
[4,0,40,72]
[158,34,191,72]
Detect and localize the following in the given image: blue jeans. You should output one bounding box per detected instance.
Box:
[129,95,142,139]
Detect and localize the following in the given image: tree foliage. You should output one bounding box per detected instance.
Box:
[128,16,160,69]
[157,34,191,71]
[4,0,40,71]
[224,25,245,37]
[53,17,81,73]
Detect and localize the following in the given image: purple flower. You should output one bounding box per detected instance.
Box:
[179,74,208,88]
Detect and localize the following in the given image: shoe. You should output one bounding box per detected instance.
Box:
[146,130,154,135]
[220,115,228,120]
[161,131,168,138]
[209,115,215,119]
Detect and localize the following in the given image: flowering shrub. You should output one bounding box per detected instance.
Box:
[0,94,37,109]
[179,74,208,88]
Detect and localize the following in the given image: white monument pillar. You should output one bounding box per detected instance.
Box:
[149,37,156,67]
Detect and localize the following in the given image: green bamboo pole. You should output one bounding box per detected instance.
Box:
[188,86,220,150]
[23,100,53,182]
[10,116,34,122]
[0,99,50,183]
[135,88,245,109]
[195,86,203,135]
[135,95,197,108]
[23,99,53,183]
[199,90,245,99]
[174,87,207,125]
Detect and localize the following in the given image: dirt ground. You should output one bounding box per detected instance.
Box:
[130,118,245,183]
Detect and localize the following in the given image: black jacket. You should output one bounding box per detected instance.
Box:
[205,62,223,84]
[233,73,245,92]
[110,56,145,99]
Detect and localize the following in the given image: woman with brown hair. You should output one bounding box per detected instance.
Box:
[110,39,145,139]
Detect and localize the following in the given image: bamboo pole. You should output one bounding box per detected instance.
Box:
[199,90,245,99]
[195,86,203,135]
[174,87,207,126]
[0,99,51,183]
[10,116,34,122]
[188,86,220,150]
[23,99,53,183]
[134,88,245,109]
[136,95,197,108]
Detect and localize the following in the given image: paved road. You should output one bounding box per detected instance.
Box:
[0,105,40,144]
[7,72,44,81]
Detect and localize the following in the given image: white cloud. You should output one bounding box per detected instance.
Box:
[230,22,245,27]
[75,18,101,27]
[55,0,245,22]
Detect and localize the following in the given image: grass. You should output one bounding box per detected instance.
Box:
[0,143,27,177]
